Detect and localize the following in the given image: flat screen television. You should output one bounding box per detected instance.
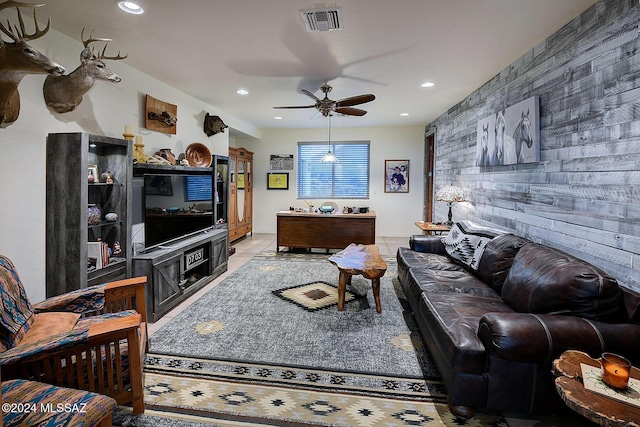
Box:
[142,173,214,250]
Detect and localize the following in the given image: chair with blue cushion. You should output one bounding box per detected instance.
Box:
[0,254,148,415]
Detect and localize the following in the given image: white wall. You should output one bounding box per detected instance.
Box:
[236,126,425,238]
[0,26,256,302]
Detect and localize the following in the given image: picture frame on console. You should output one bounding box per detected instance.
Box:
[267,172,289,190]
[384,160,409,193]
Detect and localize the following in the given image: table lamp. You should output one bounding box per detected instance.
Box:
[436,185,466,226]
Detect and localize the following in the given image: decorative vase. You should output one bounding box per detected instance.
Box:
[101,171,114,184]
[105,212,119,222]
[157,148,176,165]
[88,204,101,225]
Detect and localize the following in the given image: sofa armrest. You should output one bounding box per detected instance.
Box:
[409,235,447,255]
[477,312,640,365]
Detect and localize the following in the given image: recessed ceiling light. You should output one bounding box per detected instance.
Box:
[421,81,435,88]
[117,1,144,14]
[274,116,283,120]
[400,113,410,116]
[236,88,249,95]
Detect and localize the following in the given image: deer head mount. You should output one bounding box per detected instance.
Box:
[43,28,127,114]
[0,1,65,126]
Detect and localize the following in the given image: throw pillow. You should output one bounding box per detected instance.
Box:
[441,220,504,270]
[501,243,624,321]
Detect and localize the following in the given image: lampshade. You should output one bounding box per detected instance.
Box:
[436,185,466,203]
[436,185,466,226]
[320,114,338,163]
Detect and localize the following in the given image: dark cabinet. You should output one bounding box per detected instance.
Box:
[133,230,228,322]
[46,133,132,297]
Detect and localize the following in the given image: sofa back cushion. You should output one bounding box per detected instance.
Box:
[441,221,504,270]
[475,233,531,293]
[502,243,624,321]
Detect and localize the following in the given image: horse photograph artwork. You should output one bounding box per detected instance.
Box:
[475,95,540,166]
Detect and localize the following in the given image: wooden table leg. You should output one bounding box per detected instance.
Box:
[372,278,382,313]
[337,271,350,311]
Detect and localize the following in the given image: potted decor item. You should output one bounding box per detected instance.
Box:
[87,204,101,225]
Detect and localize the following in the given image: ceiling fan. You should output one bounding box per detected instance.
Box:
[274,83,375,117]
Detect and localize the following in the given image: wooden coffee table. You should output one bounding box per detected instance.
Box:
[553,350,640,426]
[328,244,387,313]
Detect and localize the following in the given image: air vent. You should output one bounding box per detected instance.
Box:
[300,7,342,32]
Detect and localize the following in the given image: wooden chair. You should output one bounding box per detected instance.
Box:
[1,374,117,427]
[0,255,148,415]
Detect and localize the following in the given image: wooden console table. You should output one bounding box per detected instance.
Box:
[553,350,640,426]
[276,210,376,252]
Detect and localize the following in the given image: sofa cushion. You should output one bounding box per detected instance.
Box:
[409,269,501,299]
[502,243,624,321]
[18,312,81,347]
[441,221,504,270]
[419,291,514,375]
[397,247,465,273]
[475,233,531,293]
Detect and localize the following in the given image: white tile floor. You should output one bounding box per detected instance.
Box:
[147,233,408,334]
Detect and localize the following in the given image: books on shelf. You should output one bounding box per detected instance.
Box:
[88,241,109,270]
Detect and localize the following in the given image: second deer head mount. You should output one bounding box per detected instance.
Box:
[0,0,65,126]
[43,28,127,114]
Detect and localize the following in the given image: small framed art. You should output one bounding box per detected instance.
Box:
[267,172,289,190]
[384,160,409,193]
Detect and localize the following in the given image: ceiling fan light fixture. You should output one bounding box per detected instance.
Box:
[321,150,338,163]
[320,114,338,163]
[117,1,144,14]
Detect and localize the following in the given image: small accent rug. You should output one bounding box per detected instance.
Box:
[272,281,361,312]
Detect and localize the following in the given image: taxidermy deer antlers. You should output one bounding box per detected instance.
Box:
[43,28,127,113]
[0,1,65,126]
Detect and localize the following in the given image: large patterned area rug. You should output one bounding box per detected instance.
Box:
[114,252,507,426]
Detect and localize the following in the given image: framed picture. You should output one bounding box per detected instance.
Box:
[475,95,540,166]
[270,154,294,170]
[267,172,289,190]
[384,160,409,193]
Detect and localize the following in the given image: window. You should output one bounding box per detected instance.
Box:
[297,141,370,199]
[184,175,212,202]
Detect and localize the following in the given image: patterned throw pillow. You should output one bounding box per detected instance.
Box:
[441,221,504,270]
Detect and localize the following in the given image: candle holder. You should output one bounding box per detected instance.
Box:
[601,352,631,390]
[123,124,134,141]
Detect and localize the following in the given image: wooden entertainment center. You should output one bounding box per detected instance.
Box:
[276,210,376,252]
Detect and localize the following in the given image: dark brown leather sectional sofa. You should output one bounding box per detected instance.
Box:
[397,221,640,417]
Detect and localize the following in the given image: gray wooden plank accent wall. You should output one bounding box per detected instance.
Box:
[427,0,640,291]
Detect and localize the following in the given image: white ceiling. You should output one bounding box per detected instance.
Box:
[30,0,597,132]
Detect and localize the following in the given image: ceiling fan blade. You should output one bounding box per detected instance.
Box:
[273,105,316,109]
[335,94,376,107]
[301,89,321,102]
[335,106,368,116]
